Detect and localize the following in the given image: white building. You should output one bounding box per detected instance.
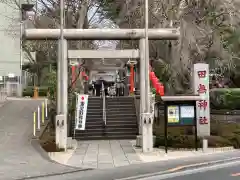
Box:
[0,1,35,96]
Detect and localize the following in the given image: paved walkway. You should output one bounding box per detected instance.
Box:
[0,99,78,180]
[66,140,235,169]
[67,140,142,168]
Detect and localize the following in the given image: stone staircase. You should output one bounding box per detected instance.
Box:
[72,96,138,140]
[73,97,104,140]
[105,97,138,139]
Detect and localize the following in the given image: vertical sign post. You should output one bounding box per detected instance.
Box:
[193,63,210,136]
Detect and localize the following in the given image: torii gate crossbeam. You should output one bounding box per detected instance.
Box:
[23,28,180,40]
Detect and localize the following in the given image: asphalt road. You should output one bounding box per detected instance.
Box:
[162,164,240,180]
[25,150,240,180]
[138,160,240,180]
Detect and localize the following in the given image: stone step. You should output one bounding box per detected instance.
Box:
[106,114,136,118]
[74,134,136,140]
[73,123,137,129]
[74,131,137,138]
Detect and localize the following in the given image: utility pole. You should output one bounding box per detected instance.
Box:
[56,0,68,150]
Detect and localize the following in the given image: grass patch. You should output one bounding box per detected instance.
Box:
[39,125,65,152]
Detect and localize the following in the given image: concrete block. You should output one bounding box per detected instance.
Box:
[82,162,97,168]
[202,139,208,153]
[74,149,87,155]
[136,135,156,147]
[122,147,135,153]
[114,160,130,167]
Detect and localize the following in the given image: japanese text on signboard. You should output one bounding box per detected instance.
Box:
[78,101,85,129]
[197,70,209,125]
[75,94,88,130]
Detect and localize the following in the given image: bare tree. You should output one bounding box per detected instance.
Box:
[99,0,240,93]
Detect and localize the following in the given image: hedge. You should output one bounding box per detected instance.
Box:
[210,88,240,110]
[154,135,234,149]
[153,120,240,149]
[23,86,49,97]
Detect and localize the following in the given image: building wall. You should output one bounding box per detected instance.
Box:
[0,2,21,76]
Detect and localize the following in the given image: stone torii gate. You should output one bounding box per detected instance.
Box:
[23,28,180,152]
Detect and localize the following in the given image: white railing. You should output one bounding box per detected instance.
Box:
[102,82,106,125]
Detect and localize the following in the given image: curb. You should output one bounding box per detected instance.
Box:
[14,167,93,180]
[133,146,237,163]
[47,139,79,167]
[156,146,235,152]
[31,137,82,169]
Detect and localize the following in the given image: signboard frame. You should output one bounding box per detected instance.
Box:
[164,100,198,153]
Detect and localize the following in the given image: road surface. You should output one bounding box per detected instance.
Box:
[160,163,240,180]
[0,99,82,180]
[23,150,240,180]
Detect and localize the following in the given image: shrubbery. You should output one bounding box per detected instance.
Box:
[210,88,240,110]
[154,135,234,149]
[153,120,240,149]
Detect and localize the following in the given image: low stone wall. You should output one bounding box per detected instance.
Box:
[211,110,240,122]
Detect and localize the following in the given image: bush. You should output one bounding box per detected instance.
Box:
[210,88,240,110]
[155,135,198,148]
[23,86,49,97]
[228,135,240,149]
[153,120,240,149]
[154,135,233,148]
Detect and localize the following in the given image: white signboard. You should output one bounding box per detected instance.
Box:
[180,106,194,118]
[75,94,88,130]
[193,63,210,136]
